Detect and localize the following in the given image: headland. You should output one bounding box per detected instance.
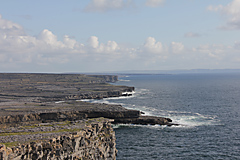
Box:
[0,73,174,159]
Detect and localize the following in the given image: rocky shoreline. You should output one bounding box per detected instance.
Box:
[0,73,175,159]
[0,73,174,126]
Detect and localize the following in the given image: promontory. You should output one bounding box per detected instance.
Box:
[0,73,173,159]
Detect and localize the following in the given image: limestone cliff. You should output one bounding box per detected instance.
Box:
[0,73,174,160]
[0,118,117,160]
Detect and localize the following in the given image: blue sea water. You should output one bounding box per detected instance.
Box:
[89,73,240,159]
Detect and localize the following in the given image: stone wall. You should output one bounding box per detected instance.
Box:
[0,119,117,160]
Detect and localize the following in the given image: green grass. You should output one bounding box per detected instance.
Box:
[1,127,83,147]
[18,122,70,129]
[19,125,39,129]
[55,121,71,126]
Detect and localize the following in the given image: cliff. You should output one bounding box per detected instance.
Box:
[0,73,174,160]
[0,118,117,160]
[0,73,133,102]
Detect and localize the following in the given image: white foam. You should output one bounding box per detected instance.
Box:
[122,105,221,128]
[112,123,168,129]
[112,112,220,129]
[122,91,135,94]
[55,101,65,104]
[79,91,136,104]
[136,88,150,94]
[78,86,220,128]
[78,98,125,106]
[169,112,220,128]
[78,99,90,102]
[103,95,135,100]
[132,88,152,99]
[119,79,131,82]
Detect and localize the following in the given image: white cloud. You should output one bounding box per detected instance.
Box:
[192,44,230,60]
[143,37,164,53]
[63,35,78,49]
[0,14,25,36]
[171,42,184,54]
[0,15,85,66]
[88,36,119,56]
[84,0,133,12]
[145,0,165,7]
[1,14,240,72]
[105,41,119,52]
[88,36,99,48]
[38,29,64,48]
[208,0,240,30]
[0,15,37,64]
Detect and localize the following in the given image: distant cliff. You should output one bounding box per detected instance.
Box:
[0,73,133,102]
[88,75,118,83]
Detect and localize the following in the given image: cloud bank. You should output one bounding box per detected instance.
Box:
[208,0,240,30]
[0,14,240,72]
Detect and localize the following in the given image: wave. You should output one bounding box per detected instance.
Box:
[101,95,135,101]
[78,91,136,104]
[117,103,220,128]
[112,123,168,129]
[112,112,220,129]
[120,101,221,127]
[79,86,220,128]
[55,101,65,104]
[77,99,123,105]
[118,79,131,82]
[170,114,220,128]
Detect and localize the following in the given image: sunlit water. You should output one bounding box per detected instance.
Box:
[84,74,240,159]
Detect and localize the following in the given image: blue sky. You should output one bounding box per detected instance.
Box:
[0,0,240,73]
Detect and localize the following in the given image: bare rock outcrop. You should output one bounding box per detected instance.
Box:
[0,118,117,160]
[113,115,175,126]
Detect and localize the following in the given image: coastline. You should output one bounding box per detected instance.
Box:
[0,73,173,159]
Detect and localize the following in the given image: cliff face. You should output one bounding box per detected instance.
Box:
[0,118,117,160]
[0,101,140,127]
[0,74,123,159]
[66,87,134,100]
[0,73,174,160]
[88,75,118,83]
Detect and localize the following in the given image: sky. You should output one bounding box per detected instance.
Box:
[0,0,240,73]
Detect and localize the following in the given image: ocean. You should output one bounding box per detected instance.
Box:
[87,73,240,160]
